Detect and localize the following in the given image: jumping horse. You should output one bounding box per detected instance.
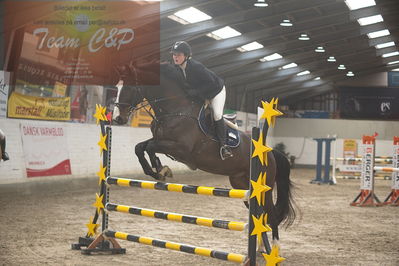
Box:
[112,62,296,242]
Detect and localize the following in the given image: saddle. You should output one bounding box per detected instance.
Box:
[198,105,240,148]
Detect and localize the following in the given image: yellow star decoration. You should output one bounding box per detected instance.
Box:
[86,217,99,237]
[100,105,108,121]
[262,245,286,266]
[98,133,108,154]
[260,99,283,128]
[251,213,272,244]
[97,163,107,185]
[252,132,273,165]
[93,104,105,125]
[250,172,271,205]
[92,193,105,213]
[270,98,280,127]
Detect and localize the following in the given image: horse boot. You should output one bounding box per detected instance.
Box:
[215,119,233,160]
[0,138,9,161]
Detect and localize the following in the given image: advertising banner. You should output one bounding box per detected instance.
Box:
[393,144,399,190]
[20,123,71,177]
[339,87,399,119]
[5,1,160,90]
[8,92,70,121]
[360,144,374,191]
[0,71,10,118]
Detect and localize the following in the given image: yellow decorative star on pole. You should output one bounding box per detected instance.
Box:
[251,213,272,244]
[98,133,108,154]
[86,216,99,237]
[250,172,271,205]
[270,98,282,127]
[262,245,286,266]
[252,132,273,165]
[100,105,107,121]
[97,163,107,185]
[260,99,283,127]
[92,193,105,213]
[93,104,104,125]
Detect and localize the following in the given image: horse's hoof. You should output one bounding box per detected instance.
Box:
[154,174,166,181]
[159,166,173,178]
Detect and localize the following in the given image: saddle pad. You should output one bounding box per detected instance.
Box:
[198,105,240,148]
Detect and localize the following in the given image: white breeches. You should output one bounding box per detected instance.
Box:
[210,86,226,121]
[0,129,5,140]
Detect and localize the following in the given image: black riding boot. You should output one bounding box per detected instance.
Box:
[215,119,233,160]
[0,137,9,161]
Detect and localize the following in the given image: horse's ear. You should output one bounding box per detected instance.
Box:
[114,65,129,77]
[114,65,122,76]
[128,61,137,72]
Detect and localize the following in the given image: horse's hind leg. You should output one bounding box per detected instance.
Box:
[135,139,164,180]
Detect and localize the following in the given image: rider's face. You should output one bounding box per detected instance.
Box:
[172,52,186,65]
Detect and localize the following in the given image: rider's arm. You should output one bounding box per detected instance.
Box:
[189,62,223,100]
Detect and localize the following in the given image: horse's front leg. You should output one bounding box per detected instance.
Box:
[146,148,173,180]
[145,139,196,174]
[135,139,164,180]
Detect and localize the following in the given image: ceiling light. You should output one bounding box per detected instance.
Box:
[237,42,264,52]
[171,7,211,24]
[297,70,310,76]
[207,26,241,40]
[391,68,399,71]
[298,33,310,41]
[315,46,325,52]
[281,63,297,69]
[382,51,399,58]
[338,64,346,70]
[260,53,283,62]
[375,41,395,49]
[346,71,355,77]
[327,56,336,62]
[367,29,390,39]
[357,14,383,26]
[280,19,293,27]
[314,77,321,80]
[345,0,376,10]
[254,0,268,7]
[387,60,399,65]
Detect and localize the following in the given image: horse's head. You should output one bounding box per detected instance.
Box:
[112,61,191,125]
[112,63,145,125]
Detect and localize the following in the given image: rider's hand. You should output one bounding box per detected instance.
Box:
[186,89,199,98]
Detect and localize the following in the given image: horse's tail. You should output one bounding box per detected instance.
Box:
[273,149,296,227]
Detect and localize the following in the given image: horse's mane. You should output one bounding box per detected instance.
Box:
[135,61,186,88]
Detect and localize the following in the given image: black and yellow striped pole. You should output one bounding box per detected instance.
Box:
[105,230,246,264]
[106,203,247,231]
[107,177,249,199]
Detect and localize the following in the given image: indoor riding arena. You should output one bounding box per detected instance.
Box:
[1,0,399,265]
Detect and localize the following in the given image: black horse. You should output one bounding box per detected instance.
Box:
[112,62,295,241]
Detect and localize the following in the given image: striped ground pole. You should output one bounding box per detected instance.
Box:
[104,230,246,263]
[336,175,392,180]
[106,177,249,199]
[374,166,399,173]
[332,157,393,163]
[106,203,247,231]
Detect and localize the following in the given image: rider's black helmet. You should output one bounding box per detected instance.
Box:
[170,41,192,57]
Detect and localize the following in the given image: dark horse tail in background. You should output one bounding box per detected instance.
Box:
[112,62,296,241]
